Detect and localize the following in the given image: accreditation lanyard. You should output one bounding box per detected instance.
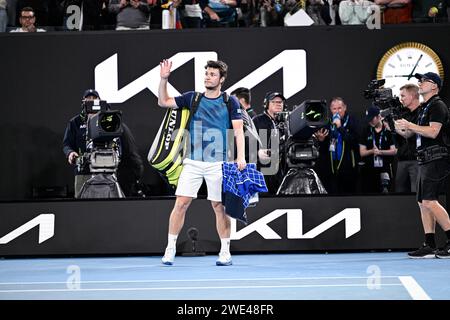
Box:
[416,102,432,149]
[265,112,279,150]
[371,127,384,168]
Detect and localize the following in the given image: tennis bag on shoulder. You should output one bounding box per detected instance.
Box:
[148,92,202,188]
[148,92,261,188]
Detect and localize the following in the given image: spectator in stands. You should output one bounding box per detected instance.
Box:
[177,0,203,28]
[109,0,151,30]
[314,97,360,194]
[63,89,144,198]
[16,0,50,26]
[235,0,257,27]
[230,87,257,118]
[359,105,397,193]
[325,0,343,24]
[60,0,108,30]
[393,84,420,193]
[6,0,16,29]
[0,0,7,32]
[306,0,332,24]
[252,92,286,194]
[259,0,285,26]
[412,0,448,23]
[374,0,412,24]
[339,0,376,24]
[201,0,239,27]
[10,6,46,31]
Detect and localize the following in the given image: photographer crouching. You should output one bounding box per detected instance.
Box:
[62,89,144,198]
[395,72,450,259]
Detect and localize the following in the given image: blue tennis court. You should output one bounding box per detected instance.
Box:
[1,252,449,300]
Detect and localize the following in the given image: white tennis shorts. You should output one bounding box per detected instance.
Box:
[175,158,223,201]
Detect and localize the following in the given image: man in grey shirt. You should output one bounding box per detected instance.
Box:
[109,0,151,30]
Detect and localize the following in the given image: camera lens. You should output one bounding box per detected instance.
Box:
[305,102,325,122]
[100,113,121,132]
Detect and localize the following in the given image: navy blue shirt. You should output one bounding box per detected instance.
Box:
[175,91,242,162]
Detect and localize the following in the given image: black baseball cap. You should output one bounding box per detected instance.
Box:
[83,89,100,99]
[265,91,286,102]
[414,72,442,89]
[365,105,380,121]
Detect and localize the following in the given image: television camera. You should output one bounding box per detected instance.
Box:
[275,100,329,168]
[364,79,404,126]
[273,100,329,195]
[77,100,123,174]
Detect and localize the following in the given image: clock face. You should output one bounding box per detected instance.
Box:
[377,42,444,97]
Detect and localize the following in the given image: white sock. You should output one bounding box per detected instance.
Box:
[220,238,230,254]
[167,234,178,250]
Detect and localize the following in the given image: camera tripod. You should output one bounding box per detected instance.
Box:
[276,166,327,195]
[78,172,125,199]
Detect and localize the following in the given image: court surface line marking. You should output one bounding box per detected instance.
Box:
[0,276,402,285]
[0,283,403,293]
[398,276,431,300]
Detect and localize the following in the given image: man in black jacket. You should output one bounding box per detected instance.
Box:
[314,97,360,194]
[62,89,144,198]
[394,84,420,193]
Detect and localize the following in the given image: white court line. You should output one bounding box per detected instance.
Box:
[0,283,403,294]
[398,276,431,300]
[0,276,401,286]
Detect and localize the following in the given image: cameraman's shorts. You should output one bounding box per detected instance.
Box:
[175,158,223,202]
[416,159,450,202]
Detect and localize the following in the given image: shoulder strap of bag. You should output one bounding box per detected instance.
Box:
[185,91,203,125]
[191,91,203,115]
[223,92,235,127]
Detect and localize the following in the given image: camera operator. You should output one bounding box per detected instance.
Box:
[395,72,450,258]
[393,84,420,193]
[252,91,286,194]
[359,105,397,193]
[313,97,360,194]
[62,89,144,198]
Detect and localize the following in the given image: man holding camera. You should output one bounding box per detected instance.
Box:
[394,84,420,193]
[63,89,144,198]
[395,72,450,258]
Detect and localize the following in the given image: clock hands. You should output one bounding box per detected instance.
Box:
[388,54,423,79]
[407,54,423,80]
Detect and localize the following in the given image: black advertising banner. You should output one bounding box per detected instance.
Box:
[0,195,446,257]
[1,25,449,200]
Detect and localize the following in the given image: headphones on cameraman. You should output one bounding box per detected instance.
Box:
[263,91,287,111]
